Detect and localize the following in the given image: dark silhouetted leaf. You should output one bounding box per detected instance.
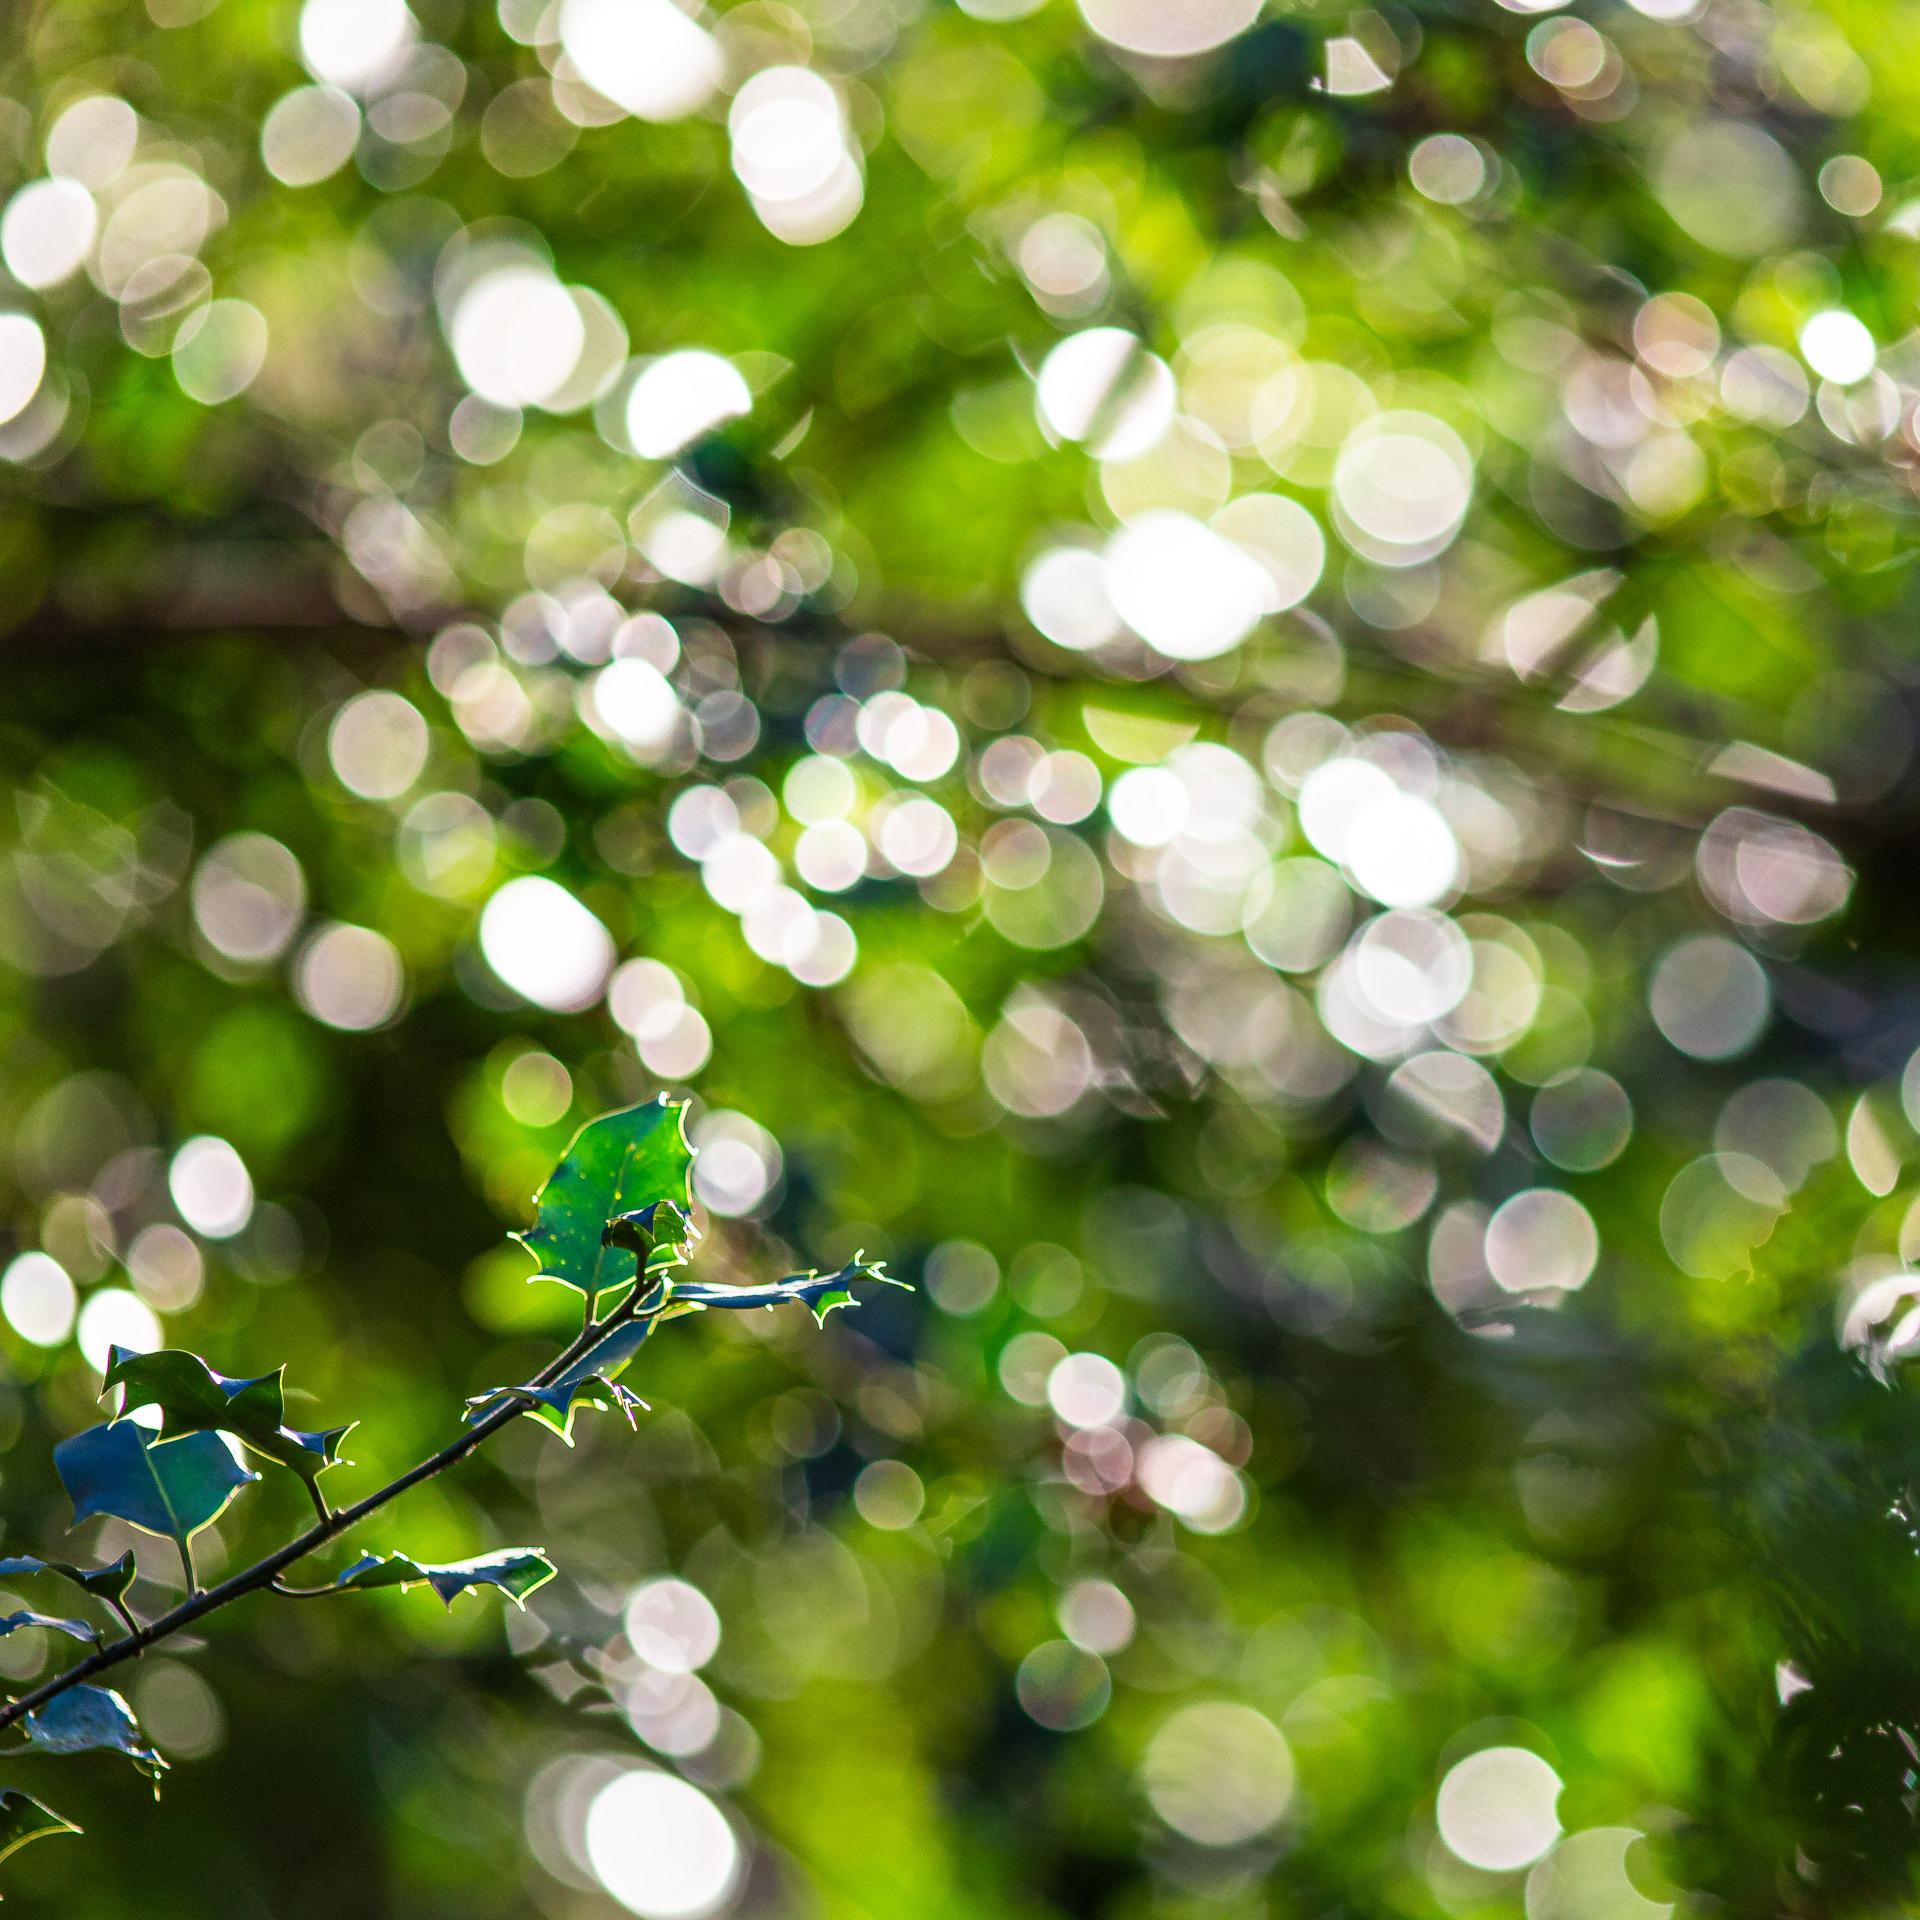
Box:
[0,1789,80,1867]
[515,1098,694,1301]
[0,1611,98,1646]
[282,1549,556,1608]
[0,1553,135,1608]
[102,1347,353,1487]
[23,1686,166,1786]
[672,1255,902,1325]
[53,1422,257,1557]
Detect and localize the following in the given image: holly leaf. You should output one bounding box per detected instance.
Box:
[0,1553,136,1608]
[465,1258,899,1437]
[282,1549,556,1608]
[101,1348,354,1488]
[0,1612,99,1647]
[465,1313,659,1442]
[52,1422,257,1557]
[514,1098,694,1302]
[671,1256,903,1326]
[0,1789,80,1868]
[22,1686,166,1786]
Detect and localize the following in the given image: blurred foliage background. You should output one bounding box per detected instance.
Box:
[5,0,1920,1912]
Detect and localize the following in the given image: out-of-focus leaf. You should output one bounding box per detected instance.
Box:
[0,1553,136,1608]
[101,1347,354,1487]
[672,1256,903,1326]
[0,1789,80,1867]
[466,1312,658,1442]
[23,1686,166,1785]
[52,1422,257,1556]
[514,1098,694,1302]
[281,1549,556,1608]
[0,1611,99,1646]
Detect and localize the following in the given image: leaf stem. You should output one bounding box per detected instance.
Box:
[0,1290,657,1737]
[178,1536,198,1598]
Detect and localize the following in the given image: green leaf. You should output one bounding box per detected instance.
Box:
[464,1257,900,1439]
[466,1313,659,1442]
[283,1549,557,1608]
[101,1347,354,1487]
[671,1256,904,1325]
[0,1553,136,1608]
[0,1789,80,1867]
[52,1422,257,1557]
[23,1686,166,1786]
[514,1098,694,1302]
[0,1612,99,1647]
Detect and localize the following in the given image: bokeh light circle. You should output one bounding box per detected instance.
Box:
[584,1771,741,1918]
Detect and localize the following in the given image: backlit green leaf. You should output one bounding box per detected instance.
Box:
[102,1347,354,1487]
[0,1789,80,1868]
[671,1256,903,1326]
[466,1312,659,1441]
[281,1549,556,1608]
[514,1098,694,1301]
[466,1257,899,1438]
[52,1422,257,1556]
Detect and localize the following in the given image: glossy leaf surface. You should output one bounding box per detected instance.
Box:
[672,1256,902,1325]
[514,1099,694,1301]
[52,1422,257,1553]
[467,1314,658,1441]
[102,1347,353,1486]
[23,1686,166,1784]
[286,1550,556,1609]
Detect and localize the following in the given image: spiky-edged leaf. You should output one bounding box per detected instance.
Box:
[466,1258,900,1438]
[101,1347,353,1487]
[514,1098,694,1302]
[23,1686,166,1785]
[672,1256,903,1325]
[53,1422,256,1555]
[466,1314,658,1442]
[284,1549,556,1608]
[0,1553,135,1608]
[602,1201,689,1262]
[0,1789,80,1866]
[0,1612,98,1646]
